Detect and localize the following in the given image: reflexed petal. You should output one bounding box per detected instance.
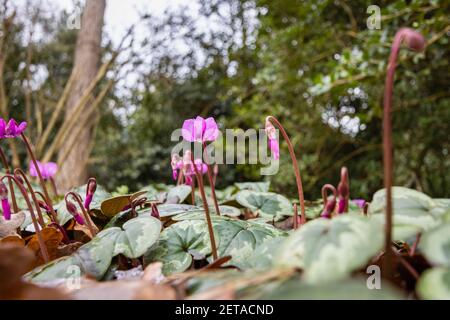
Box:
[203,117,219,141]
[1,198,11,220]
[44,162,58,178]
[16,121,27,135]
[337,198,346,214]
[193,116,206,141]
[352,199,366,208]
[181,119,195,141]
[0,119,6,137]
[269,139,279,160]
[29,161,43,178]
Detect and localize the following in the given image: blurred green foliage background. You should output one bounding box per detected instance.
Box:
[3,0,449,199]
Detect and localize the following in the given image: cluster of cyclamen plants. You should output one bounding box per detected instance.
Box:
[0,28,426,283]
[0,118,100,263]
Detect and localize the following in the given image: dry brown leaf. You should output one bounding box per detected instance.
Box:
[57,241,83,258]
[0,244,69,300]
[0,234,25,246]
[143,262,165,284]
[26,227,63,266]
[100,191,147,217]
[0,211,25,237]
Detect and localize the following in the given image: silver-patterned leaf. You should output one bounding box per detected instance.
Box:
[276,215,383,284]
[235,190,292,218]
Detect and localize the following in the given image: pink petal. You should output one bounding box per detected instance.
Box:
[181,119,195,142]
[6,119,17,136]
[0,119,6,137]
[16,121,27,135]
[193,116,206,142]
[74,213,85,225]
[203,117,219,141]
[172,169,178,181]
[29,161,43,178]
[337,198,346,214]
[44,162,58,178]
[84,194,93,209]
[269,139,279,160]
[1,198,11,220]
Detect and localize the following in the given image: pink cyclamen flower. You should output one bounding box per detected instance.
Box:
[182,116,219,142]
[171,154,183,180]
[265,119,279,160]
[352,199,366,209]
[0,119,27,139]
[29,161,58,180]
[0,182,11,220]
[181,150,207,185]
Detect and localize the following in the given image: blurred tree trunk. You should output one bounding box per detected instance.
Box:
[56,0,106,191]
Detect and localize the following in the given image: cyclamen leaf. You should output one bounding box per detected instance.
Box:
[235,181,270,192]
[275,215,383,284]
[368,187,441,240]
[420,223,450,267]
[235,190,292,218]
[416,267,450,300]
[25,216,161,282]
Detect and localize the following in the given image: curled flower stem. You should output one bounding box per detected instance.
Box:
[203,142,221,216]
[321,184,337,219]
[266,116,306,225]
[191,152,218,260]
[65,192,97,237]
[20,133,57,222]
[383,28,425,279]
[13,168,45,226]
[0,146,18,213]
[1,174,49,263]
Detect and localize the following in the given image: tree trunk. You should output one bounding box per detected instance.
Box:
[56,0,106,191]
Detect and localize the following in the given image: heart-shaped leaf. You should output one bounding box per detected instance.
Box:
[420,223,450,267]
[26,216,161,282]
[275,215,383,283]
[165,185,192,204]
[235,190,292,218]
[172,206,241,221]
[368,187,442,240]
[112,216,161,258]
[100,190,147,218]
[144,219,212,275]
[145,218,285,275]
[235,181,270,192]
[416,267,450,300]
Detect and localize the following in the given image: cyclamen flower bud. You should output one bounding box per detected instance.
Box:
[66,200,84,225]
[0,182,11,220]
[84,178,97,209]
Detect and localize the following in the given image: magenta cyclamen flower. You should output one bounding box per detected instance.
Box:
[29,161,58,180]
[352,199,366,209]
[0,119,27,139]
[0,182,11,220]
[182,116,219,142]
[181,150,207,185]
[265,119,279,160]
[84,178,97,210]
[171,154,183,180]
